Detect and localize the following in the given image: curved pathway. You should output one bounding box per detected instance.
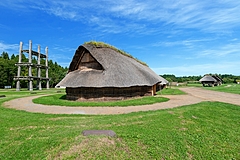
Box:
[3,87,240,115]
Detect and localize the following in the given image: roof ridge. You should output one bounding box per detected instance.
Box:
[84,41,148,67]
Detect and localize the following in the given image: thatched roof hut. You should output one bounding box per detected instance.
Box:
[158,76,169,89]
[159,76,169,85]
[199,75,223,87]
[56,42,162,101]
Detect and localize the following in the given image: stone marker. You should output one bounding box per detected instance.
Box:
[82,130,116,137]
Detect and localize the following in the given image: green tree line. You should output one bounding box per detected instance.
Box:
[0,52,68,89]
[161,74,240,84]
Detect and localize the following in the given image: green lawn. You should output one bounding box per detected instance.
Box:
[203,84,240,94]
[33,94,169,107]
[0,90,239,159]
[157,87,186,95]
[164,83,240,95]
[33,87,187,106]
[0,88,65,96]
[186,83,202,87]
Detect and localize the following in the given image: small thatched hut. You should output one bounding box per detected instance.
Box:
[158,76,169,89]
[56,42,163,101]
[199,75,223,87]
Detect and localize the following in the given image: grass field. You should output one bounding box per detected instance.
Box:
[0,88,240,159]
[157,88,186,95]
[32,88,186,106]
[185,83,202,87]
[171,83,240,95]
[33,94,169,107]
[203,84,240,94]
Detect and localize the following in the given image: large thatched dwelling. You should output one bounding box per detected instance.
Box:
[56,42,163,101]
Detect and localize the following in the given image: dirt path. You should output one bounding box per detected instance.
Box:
[3,87,240,115]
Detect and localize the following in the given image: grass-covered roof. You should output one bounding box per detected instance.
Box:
[84,41,148,66]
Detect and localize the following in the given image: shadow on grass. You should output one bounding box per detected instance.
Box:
[59,95,66,100]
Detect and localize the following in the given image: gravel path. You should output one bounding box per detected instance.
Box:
[3,87,240,115]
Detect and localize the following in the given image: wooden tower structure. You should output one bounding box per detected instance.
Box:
[14,40,50,91]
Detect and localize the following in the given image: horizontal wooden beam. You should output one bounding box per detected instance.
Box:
[15,63,49,68]
[22,50,47,58]
[14,76,50,81]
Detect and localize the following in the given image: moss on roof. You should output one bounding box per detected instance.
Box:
[84,41,148,66]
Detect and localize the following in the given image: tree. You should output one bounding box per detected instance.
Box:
[1,52,10,60]
[0,51,68,89]
[10,54,16,60]
[161,74,177,82]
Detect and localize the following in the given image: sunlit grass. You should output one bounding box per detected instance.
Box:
[1,94,239,159]
[203,84,240,94]
[33,94,169,107]
[0,89,240,159]
[157,87,186,95]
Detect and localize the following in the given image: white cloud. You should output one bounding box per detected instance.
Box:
[101,0,240,33]
[109,1,147,16]
[198,42,240,57]
[46,7,78,20]
[152,61,240,76]
[52,45,75,53]
[152,38,215,47]
[0,42,19,54]
[2,0,240,34]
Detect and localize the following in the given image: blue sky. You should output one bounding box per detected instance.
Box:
[0,0,240,76]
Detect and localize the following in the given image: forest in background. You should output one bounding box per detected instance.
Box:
[0,51,240,89]
[0,52,68,89]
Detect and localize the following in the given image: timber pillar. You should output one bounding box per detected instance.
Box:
[45,47,49,89]
[28,40,33,91]
[37,45,42,90]
[14,40,50,91]
[16,42,23,91]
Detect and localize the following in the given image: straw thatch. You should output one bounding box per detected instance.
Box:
[212,75,223,84]
[56,43,162,101]
[199,75,223,87]
[199,75,217,82]
[159,76,169,85]
[157,76,168,90]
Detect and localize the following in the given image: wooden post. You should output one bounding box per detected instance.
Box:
[45,47,49,89]
[152,84,156,96]
[14,40,49,91]
[37,45,42,90]
[28,40,33,91]
[151,86,154,96]
[16,41,23,91]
